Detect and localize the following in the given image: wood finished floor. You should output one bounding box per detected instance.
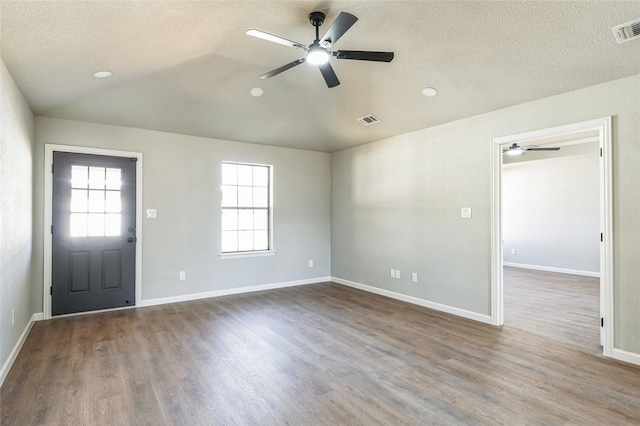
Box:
[2,282,640,425]
[504,266,600,353]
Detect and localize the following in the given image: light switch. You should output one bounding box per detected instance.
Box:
[461,207,472,218]
[146,209,157,219]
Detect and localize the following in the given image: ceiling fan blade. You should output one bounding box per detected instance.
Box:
[525,147,561,151]
[246,29,307,51]
[320,12,358,47]
[318,62,340,88]
[260,58,306,79]
[334,50,394,62]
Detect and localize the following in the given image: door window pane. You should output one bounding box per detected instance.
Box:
[71,166,88,188]
[88,190,105,212]
[105,168,122,190]
[89,167,105,189]
[70,213,88,237]
[88,214,105,237]
[70,189,88,212]
[105,191,121,212]
[105,214,121,236]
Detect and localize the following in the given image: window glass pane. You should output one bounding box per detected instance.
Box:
[254,230,269,251]
[70,189,88,212]
[71,166,88,188]
[105,191,121,213]
[238,210,253,230]
[253,166,269,187]
[221,209,238,231]
[253,187,268,207]
[237,187,252,207]
[238,230,253,251]
[89,167,105,189]
[88,190,105,212]
[70,213,87,237]
[222,163,237,185]
[105,214,121,236]
[88,214,105,237]
[254,210,268,230]
[237,165,253,186]
[221,185,238,207]
[105,168,121,190]
[221,231,238,252]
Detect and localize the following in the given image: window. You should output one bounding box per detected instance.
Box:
[69,165,122,237]
[221,162,272,254]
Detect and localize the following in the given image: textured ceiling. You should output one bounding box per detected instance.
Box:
[1,1,639,152]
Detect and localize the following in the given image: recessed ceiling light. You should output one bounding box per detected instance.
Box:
[250,87,264,97]
[92,71,113,78]
[421,87,438,97]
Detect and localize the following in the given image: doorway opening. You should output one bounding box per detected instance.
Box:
[490,117,612,357]
[43,145,143,319]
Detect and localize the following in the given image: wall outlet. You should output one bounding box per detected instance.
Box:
[179,271,186,280]
[511,249,516,255]
[146,209,157,219]
[461,207,472,218]
[390,268,396,278]
[308,259,314,268]
[11,309,15,326]
[396,270,401,279]
[412,272,418,283]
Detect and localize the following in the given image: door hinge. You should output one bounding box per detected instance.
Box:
[51,164,54,173]
[601,317,604,327]
[600,147,603,157]
[50,286,53,296]
[601,233,603,242]
[51,225,53,234]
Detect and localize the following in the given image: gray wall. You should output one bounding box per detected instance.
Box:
[503,144,600,274]
[34,117,331,303]
[0,59,36,371]
[331,74,640,353]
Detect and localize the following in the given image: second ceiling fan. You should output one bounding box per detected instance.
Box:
[247,11,394,88]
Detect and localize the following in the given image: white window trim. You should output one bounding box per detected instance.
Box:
[220,161,274,255]
[219,250,276,260]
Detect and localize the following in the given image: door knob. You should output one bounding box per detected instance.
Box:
[128,237,135,242]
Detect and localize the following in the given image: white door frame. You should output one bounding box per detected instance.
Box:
[490,117,613,357]
[43,144,143,320]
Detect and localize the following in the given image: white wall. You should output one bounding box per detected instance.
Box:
[0,59,36,376]
[502,144,600,275]
[33,117,331,304]
[331,73,640,354]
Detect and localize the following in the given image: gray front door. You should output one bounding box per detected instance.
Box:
[52,152,136,315]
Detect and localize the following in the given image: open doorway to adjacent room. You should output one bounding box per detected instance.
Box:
[491,117,613,357]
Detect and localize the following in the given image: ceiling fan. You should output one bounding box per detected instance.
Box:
[246,11,394,88]
[503,143,560,156]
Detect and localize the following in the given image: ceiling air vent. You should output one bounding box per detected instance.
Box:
[357,115,380,126]
[612,18,640,44]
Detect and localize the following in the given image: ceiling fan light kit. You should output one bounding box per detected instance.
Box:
[246,11,394,88]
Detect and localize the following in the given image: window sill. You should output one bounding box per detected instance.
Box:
[220,250,276,260]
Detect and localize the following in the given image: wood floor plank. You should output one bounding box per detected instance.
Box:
[2,281,640,425]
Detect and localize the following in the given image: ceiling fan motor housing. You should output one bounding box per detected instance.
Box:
[309,12,326,27]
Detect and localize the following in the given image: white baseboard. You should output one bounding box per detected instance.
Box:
[503,262,600,278]
[331,277,492,325]
[1,312,43,387]
[138,276,331,308]
[612,348,640,367]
